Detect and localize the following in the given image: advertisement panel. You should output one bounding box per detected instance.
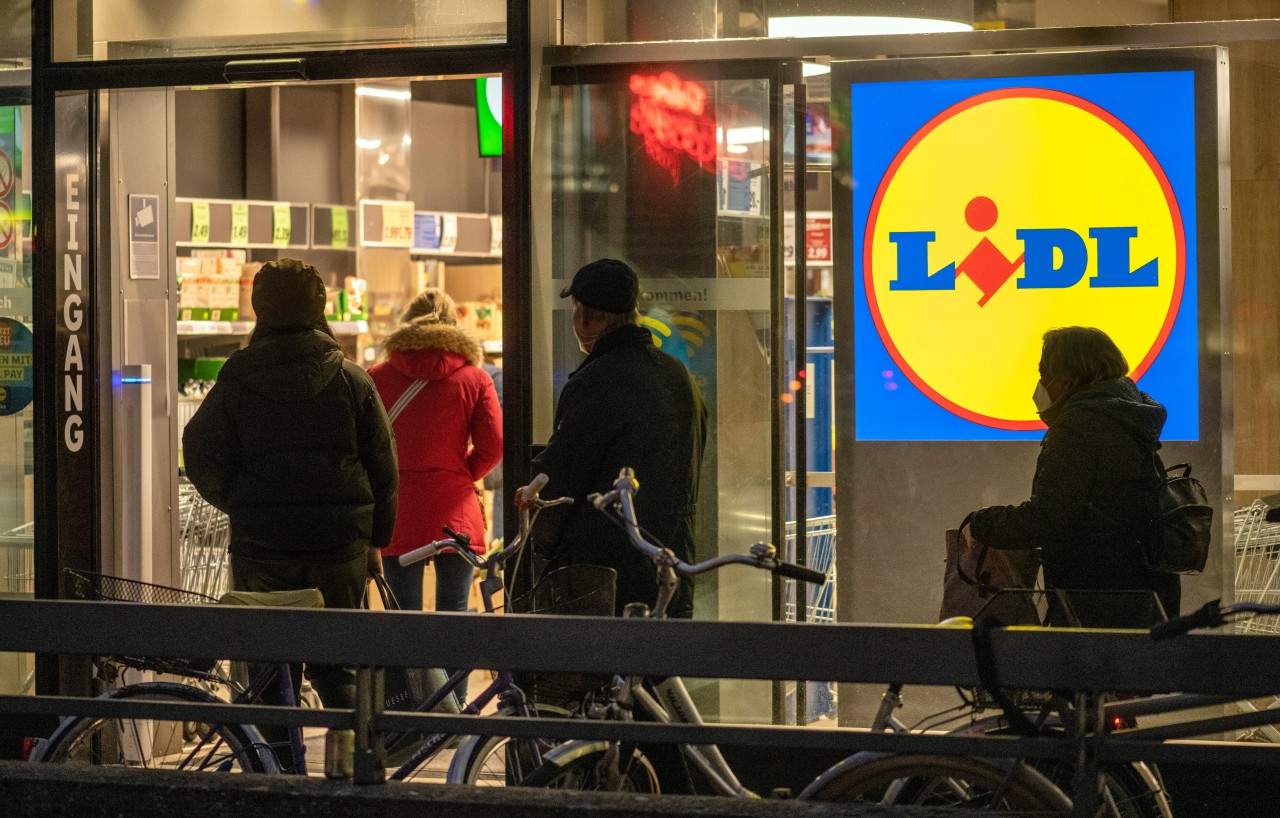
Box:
[845,64,1199,441]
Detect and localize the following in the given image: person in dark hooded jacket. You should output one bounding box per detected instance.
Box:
[963,326,1179,627]
[183,258,398,715]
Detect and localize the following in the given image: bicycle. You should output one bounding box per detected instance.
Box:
[30,572,307,773]
[389,472,583,785]
[797,591,1280,816]
[520,466,829,795]
[33,474,577,786]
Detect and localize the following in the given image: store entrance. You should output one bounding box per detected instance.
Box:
[95,75,505,598]
[544,61,824,724]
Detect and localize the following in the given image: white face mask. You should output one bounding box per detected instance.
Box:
[574,326,600,355]
[1032,380,1054,413]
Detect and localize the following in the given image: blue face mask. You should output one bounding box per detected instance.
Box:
[1032,380,1054,414]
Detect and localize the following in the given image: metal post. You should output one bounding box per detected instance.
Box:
[1068,691,1103,818]
[353,666,386,784]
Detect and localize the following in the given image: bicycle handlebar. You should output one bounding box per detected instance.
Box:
[398,473,572,569]
[1150,598,1280,640]
[589,468,827,585]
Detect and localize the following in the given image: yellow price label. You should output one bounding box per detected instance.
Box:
[272,204,291,245]
[231,203,249,244]
[190,201,210,243]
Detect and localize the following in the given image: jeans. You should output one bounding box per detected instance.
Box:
[382,551,476,699]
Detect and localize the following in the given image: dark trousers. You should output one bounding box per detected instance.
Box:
[230,550,369,767]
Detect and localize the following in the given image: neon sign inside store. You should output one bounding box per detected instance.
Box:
[629,72,716,184]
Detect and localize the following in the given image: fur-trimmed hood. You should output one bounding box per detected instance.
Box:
[382,320,483,382]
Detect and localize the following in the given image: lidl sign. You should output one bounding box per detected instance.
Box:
[849,68,1198,440]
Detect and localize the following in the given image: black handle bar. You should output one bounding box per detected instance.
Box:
[774,561,827,585]
[1150,599,1224,641]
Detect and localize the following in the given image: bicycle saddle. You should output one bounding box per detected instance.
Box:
[217,588,325,608]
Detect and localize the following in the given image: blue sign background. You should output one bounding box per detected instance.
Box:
[850,70,1199,441]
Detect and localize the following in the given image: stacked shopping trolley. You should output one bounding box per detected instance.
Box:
[1231,500,1280,741]
[783,515,837,722]
[178,479,231,599]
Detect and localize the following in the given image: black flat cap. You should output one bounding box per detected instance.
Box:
[560,258,639,314]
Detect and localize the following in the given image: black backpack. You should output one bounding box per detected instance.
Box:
[1140,460,1213,575]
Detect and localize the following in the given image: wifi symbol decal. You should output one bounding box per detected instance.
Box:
[639,311,711,365]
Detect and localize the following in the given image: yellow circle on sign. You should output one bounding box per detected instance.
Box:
[866,88,1184,430]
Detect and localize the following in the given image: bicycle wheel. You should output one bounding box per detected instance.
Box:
[1029,758,1170,818]
[519,740,660,793]
[446,706,569,786]
[800,752,1070,814]
[33,682,277,774]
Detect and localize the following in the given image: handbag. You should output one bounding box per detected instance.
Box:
[1140,461,1213,575]
[366,573,461,716]
[940,527,1040,625]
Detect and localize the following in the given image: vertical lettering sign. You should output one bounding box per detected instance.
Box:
[56,93,93,572]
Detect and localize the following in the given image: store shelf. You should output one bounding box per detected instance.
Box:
[178,319,368,336]
[411,250,502,260]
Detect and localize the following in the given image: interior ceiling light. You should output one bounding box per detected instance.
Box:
[768,1,973,38]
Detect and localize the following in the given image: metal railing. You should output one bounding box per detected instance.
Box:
[3,598,1280,807]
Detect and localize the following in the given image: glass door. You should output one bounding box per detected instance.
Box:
[544,61,808,724]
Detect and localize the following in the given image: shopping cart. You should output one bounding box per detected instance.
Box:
[178,480,231,599]
[2,522,36,695]
[782,515,837,722]
[1231,500,1280,741]
[783,515,836,623]
[1,521,33,597]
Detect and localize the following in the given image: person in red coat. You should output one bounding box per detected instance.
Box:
[369,290,503,646]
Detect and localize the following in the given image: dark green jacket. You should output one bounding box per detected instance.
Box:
[532,324,707,617]
[183,329,398,561]
[970,377,1180,624]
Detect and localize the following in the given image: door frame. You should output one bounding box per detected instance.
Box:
[29,2,532,697]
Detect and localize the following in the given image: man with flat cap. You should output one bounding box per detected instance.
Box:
[184,258,398,740]
[518,258,707,618]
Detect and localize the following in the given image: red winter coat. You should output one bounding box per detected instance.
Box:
[368,321,502,556]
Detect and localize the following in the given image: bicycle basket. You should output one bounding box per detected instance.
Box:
[66,569,220,606]
[64,569,221,675]
[508,564,617,710]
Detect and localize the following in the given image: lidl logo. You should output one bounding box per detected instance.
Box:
[851,70,1198,440]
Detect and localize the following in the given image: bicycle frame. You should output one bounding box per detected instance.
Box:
[389,666,538,780]
[559,467,825,797]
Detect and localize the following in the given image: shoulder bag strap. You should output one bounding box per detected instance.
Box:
[386,379,429,424]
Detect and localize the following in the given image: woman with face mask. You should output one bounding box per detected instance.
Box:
[961,326,1179,627]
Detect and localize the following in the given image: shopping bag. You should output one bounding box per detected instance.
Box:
[940,528,1040,625]
[367,573,461,715]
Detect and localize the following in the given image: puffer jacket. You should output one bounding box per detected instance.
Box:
[531,323,707,617]
[970,377,1180,623]
[368,321,502,557]
[183,328,398,562]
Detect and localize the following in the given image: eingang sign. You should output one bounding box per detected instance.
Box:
[843,59,1203,441]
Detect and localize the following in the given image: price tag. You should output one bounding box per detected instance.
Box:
[331,207,349,246]
[380,202,414,245]
[806,217,832,263]
[272,204,291,245]
[440,213,458,253]
[489,215,503,256]
[230,203,249,244]
[190,201,210,243]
